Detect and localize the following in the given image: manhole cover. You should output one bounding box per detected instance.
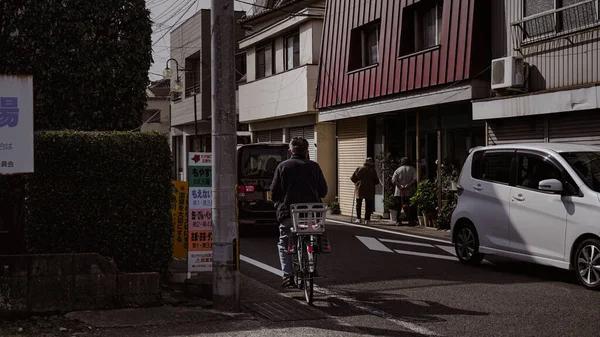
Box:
[243,301,328,322]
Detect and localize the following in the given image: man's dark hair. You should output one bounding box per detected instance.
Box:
[289,137,309,156]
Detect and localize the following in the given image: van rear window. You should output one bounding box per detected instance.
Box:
[238,147,290,178]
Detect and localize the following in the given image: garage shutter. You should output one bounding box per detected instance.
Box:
[255,130,270,143]
[487,116,545,145]
[270,129,284,143]
[338,117,367,216]
[289,126,316,161]
[548,109,600,145]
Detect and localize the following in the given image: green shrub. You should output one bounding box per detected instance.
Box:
[24,131,173,276]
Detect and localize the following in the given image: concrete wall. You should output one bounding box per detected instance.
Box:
[316,121,337,204]
[239,65,318,122]
[0,253,161,315]
[141,96,170,133]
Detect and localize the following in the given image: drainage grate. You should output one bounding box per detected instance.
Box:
[243,300,328,322]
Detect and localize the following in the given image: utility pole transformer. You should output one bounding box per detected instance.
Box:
[211,0,240,312]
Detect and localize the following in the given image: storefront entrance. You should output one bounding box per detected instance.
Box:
[368,103,485,215]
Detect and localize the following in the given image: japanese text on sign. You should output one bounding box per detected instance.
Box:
[0,97,19,128]
[189,209,212,230]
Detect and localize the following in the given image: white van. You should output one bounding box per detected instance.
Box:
[451,143,600,290]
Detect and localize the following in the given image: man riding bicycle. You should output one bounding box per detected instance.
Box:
[270,137,328,288]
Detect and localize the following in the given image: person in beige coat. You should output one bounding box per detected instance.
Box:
[350,157,380,225]
[391,157,417,225]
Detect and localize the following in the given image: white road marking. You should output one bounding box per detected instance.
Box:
[355,236,394,253]
[394,249,458,262]
[326,219,451,244]
[240,254,441,336]
[380,238,435,248]
[435,245,458,257]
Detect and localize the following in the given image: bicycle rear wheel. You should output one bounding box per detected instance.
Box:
[302,238,316,304]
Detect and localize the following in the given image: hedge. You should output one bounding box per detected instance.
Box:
[24,131,173,276]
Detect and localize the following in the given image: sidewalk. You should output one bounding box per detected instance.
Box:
[327,213,452,241]
[0,274,427,337]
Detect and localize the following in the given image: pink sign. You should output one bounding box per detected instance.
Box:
[189,209,212,230]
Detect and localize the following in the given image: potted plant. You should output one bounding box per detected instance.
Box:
[383,194,401,221]
[410,180,438,227]
[328,197,341,215]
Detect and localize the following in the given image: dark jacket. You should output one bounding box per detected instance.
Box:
[270,154,328,222]
[351,164,380,199]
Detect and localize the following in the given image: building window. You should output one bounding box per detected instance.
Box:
[236,52,247,83]
[523,0,599,38]
[348,20,380,71]
[184,52,200,98]
[400,0,443,56]
[256,41,275,79]
[285,32,300,70]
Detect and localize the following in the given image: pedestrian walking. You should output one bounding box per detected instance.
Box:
[391,157,417,226]
[350,157,380,225]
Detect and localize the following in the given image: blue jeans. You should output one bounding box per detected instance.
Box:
[278,217,294,278]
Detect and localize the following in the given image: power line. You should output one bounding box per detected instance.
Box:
[152,0,196,47]
[235,0,324,18]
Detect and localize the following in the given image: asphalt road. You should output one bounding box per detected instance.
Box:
[240,221,600,337]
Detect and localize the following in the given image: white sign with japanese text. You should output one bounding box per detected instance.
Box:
[0,75,34,174]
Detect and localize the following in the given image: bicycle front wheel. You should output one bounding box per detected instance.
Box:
[302,239,315,304]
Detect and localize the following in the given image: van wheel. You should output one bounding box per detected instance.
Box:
[454,223,484,265]
[574,238,600,290]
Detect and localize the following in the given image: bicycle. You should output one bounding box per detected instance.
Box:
[287,203,330,305]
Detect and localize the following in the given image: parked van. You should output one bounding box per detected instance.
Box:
[451,143,600,290]
[237,143,291,227]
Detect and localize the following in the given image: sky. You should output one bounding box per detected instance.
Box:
[147,0,250,81]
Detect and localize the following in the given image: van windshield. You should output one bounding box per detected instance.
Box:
[238,146,289,179]
[560,152,600,193]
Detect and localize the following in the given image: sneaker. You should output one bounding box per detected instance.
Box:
[281,277,296,289]
[364,220,370,225]
[354,219,362,224]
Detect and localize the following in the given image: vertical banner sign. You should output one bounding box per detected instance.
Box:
[0,75,34,174]
[188,152,213,272]
[171,181,188,259]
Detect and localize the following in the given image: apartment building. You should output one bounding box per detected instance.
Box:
[315,0,492,216]
[237,0,337,203]
[474,0,600,145]
[169,9,248,181]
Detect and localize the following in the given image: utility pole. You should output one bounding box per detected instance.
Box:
[211,0,239,312]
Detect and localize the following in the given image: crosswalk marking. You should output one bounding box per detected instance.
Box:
[379,238,434,248]
[355,236,394,253]
[394,249,458,261]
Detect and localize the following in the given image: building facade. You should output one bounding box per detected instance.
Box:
[142,78,171,134]
[316,0,492,216]
[169,9,248,181]
[474,0,600,146]
[237,0,337,203]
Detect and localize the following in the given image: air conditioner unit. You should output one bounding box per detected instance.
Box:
[491,56,525,90]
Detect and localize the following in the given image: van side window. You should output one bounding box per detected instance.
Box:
[516,154,561,191]
[480,152,513,184]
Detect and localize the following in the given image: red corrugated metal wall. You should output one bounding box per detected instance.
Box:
[316,0,476,109]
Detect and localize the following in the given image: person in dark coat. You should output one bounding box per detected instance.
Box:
[270,137,328,288]
[350,157,380,225]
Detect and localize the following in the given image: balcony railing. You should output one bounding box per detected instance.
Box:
[185,82,201,98]
[511,0,600,50]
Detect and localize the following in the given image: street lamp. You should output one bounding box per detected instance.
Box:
[165,58,198,138]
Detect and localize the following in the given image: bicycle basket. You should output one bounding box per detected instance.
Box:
[290,203,328,234]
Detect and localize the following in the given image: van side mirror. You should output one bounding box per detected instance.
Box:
[539,179,563,193]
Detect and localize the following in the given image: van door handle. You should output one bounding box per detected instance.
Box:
[513,196,525,202]
[473,185,483,191]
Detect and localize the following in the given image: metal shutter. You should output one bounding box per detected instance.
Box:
[270,128,284,143]
[303,125,316,161]
[487,116,545,145]
[337,118,367,216]
[548,109,600,145]
[255,130,270,143]
[290,126,316,161]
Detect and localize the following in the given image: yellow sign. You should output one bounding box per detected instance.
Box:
[171,181,188,259]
